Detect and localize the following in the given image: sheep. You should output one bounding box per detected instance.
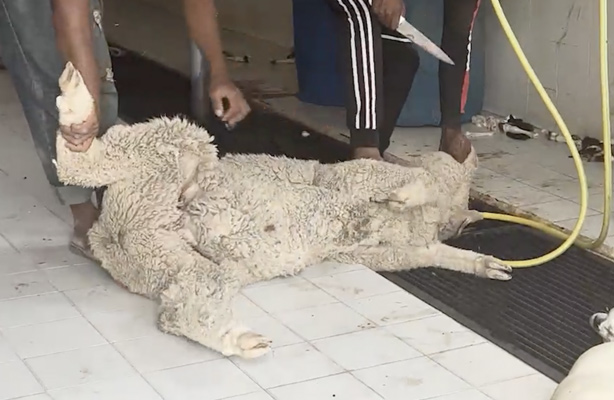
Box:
[54,62,511,359]
[550,309,614,399]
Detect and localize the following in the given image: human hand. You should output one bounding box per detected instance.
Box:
[372,0,406,31]
[59,109,99,152]
[209,75,251,129]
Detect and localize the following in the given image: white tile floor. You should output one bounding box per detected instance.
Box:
[0,68,564,399]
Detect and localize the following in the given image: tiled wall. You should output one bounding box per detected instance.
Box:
[482,0,614,138]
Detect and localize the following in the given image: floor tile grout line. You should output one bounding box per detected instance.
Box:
[0,287,59,304]
[0,289,140,330]
[250,265,367,288]
[35,269,110,298]
[21,341,110,362]
[476,371,549,392]
[262,370,386,400]
[253,309,311,347]
[227,348,346,396]
[306,275,405,304]
[346,363,463,400]
[379,312,443,328]
[424,342,542,391]
[242,293,339,317]
[0,180,73,229]
[0,231,20,254]
[108,330,227,369]
[237,291,269,317]
[0,323,49,397]
[42,370,148,396]
[473,183,611,239]
[37,261,97,272]
[59,286,173,398]
[420,387,486,400]
[27,280,164,398]
[268,301,382,343]
[307,324,397,345]
[1,314,84,335]
[472,161,609,201]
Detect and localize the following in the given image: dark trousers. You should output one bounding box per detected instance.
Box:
[327,0,481,153]
[0,0,118,205]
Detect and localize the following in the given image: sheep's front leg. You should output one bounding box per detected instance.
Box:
[158,260,272,359]
[332,243,511,280]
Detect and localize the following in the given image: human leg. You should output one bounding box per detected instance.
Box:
[328,0,384,160]
[378,30,420,155]
[70,0,118,256]
[439,0,481,163]
[0,0,117,256]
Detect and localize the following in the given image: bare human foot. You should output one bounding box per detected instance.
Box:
[69,200,100,261]
[353,147,383,161]
[439,127,471,163]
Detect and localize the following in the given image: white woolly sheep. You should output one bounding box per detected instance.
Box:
[54,62,511,359]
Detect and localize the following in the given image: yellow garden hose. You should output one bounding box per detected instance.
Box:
[481,0,611,268]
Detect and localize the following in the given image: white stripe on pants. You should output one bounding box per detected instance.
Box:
[335,0,377,130]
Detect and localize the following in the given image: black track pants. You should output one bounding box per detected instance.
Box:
[327,0,481,153]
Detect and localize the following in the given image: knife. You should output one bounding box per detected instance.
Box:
[396,16,455,65]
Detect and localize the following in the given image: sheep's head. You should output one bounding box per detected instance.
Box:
[406,146,478,181]
[407,147,478,202]
[591,308,614,342]
[53,62,219,193]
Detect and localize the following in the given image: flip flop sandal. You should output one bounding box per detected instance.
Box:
[69,238,99,263]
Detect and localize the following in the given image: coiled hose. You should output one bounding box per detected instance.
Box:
[482,0,611,268]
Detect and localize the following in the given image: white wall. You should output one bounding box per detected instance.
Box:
[103,0,293,74]
[134,0,293,48]
[482,0,614,138]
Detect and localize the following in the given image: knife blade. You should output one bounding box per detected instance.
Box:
[396,16,455,65]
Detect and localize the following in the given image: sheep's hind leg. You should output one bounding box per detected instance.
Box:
[57,61,94,126]
[333,243,511,280]
[158,260,271,358]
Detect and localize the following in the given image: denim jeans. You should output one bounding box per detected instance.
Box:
[0,0,118,205]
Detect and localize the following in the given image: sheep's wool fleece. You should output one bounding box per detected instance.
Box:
[55,113,505,357]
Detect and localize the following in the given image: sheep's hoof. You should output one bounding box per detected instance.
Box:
[236,331,272,359]
[58,62,80,92]
[455,210,483,236]
[222,329,272,359]
[476,256,512,281]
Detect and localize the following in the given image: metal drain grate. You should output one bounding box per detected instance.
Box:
[385,225,614,382]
